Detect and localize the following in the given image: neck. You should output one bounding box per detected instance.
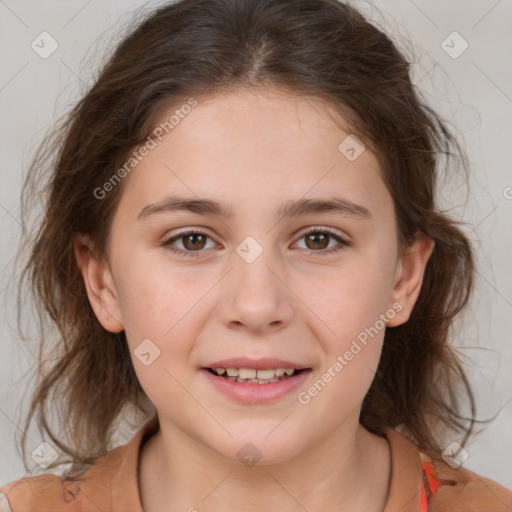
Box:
[138,415,391,512]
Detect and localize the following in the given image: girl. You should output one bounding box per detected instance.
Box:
[1,0,511,510]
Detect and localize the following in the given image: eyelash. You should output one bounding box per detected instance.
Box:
[161,226,350,258]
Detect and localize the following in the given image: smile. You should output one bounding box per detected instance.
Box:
[207,367,302,384]
[201,367,312,404]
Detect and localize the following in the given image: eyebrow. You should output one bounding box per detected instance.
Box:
[136,195,371,221]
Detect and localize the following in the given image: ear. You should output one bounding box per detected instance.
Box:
[74,233,124,333]
[387,231,435,327]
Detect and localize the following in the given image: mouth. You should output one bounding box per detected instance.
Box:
[204,367,307,384]
[200,357,312,403]
[200,363,312,404]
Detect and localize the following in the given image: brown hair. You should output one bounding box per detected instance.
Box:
[16,0,482,473]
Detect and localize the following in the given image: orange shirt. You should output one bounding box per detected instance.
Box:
[1,418,511,511]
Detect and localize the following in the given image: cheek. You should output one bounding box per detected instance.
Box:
[115,254,220,380]
[292,247,396,411]
[114,250,208,336]
[119,269,201,413]
[295,268,390,428]
[298,252,395,344]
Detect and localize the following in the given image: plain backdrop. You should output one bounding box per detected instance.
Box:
[1,0,511,488]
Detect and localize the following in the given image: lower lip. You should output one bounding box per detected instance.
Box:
[200,368,312,404]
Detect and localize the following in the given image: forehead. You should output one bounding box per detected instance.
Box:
[115,88,389,221]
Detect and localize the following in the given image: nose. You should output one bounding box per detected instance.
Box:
[216,247,295,336]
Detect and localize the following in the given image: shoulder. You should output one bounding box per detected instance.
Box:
[422,453,512,512]
[0,473,85,512]
[0,416,158,512]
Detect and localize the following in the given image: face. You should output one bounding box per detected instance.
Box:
[76,87,433,464]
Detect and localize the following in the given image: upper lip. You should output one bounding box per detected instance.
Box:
[203,357,310,370]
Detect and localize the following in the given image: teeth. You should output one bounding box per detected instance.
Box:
[212,367,299,383]
[256,369,276,380]
[238,368,257,379]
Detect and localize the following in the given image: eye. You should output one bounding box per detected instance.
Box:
[162,228,217,257]
[162,226,349,258]
[293,226,349,255]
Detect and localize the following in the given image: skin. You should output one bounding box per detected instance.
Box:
[75,87,434,512]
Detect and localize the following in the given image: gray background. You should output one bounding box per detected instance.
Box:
[1,0,511,488]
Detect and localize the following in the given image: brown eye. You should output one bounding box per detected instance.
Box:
[162,229,217,256]
[294,227,349,255]
[182,233,207,250]
[304,232,330,250]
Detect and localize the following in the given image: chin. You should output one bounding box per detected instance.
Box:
[209,432,305,467]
